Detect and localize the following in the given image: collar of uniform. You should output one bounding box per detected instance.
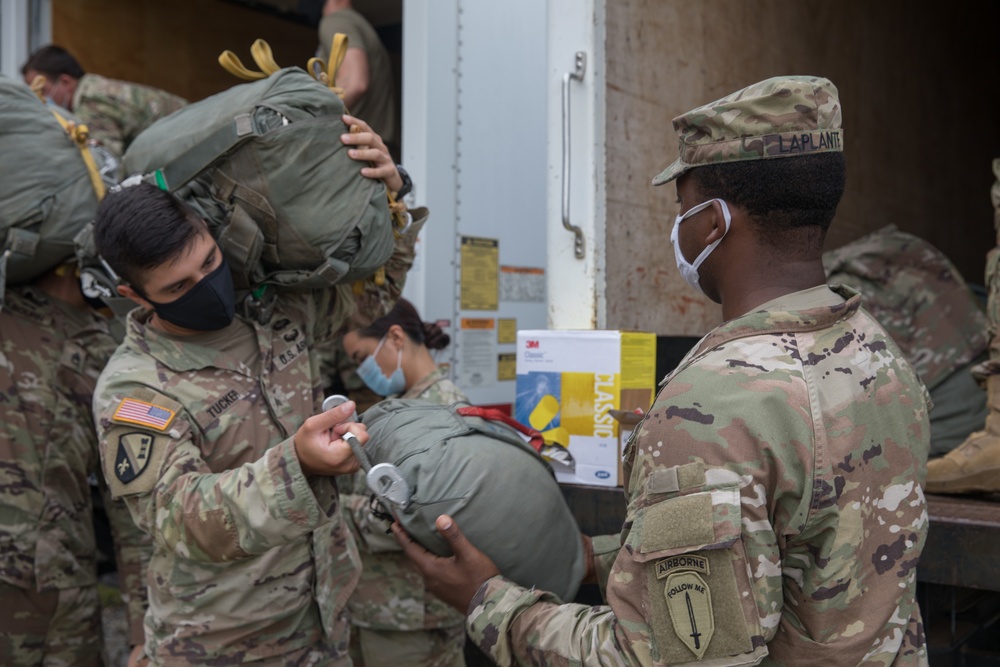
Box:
[752,284,846,313]
[72,72,99,110]
[685,284,862,369]
[124,308,258,376]
[3,284,55,327]
[400,367,446,399]
[5,284,110,337]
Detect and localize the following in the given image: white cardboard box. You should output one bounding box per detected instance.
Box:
[515,330,656,487]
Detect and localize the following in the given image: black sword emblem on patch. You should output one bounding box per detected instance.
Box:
[686,591,701,649]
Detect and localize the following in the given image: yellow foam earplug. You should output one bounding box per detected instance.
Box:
[541,427,570,448]
[529,394,560,431]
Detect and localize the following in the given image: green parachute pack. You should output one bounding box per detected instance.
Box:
[117,63,397,292]
[356,399,587,603]
[0,75,110,309]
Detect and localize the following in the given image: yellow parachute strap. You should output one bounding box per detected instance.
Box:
[306,32,349,99]
[218,49,268,80]
[352,265,386,295]
[387,193,408,235]
[250,39,281,75]
[28,74,47,102]
[45,101,107,201]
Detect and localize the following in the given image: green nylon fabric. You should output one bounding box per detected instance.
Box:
[121,67,394,290]
[0,76,100,286]
[360,399,587,603]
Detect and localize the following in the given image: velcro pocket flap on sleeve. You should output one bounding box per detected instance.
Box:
[628,486,741,563]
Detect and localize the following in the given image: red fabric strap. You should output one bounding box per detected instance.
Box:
[456,406,545,453]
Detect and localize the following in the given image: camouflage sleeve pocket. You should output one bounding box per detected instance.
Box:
[625,464,767,665]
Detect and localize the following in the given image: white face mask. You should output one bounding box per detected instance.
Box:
[670,198,732,295]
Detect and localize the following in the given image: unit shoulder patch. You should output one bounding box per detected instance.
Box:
[664,571,715,659]
[105,426,169,497]
[115,432,155,484]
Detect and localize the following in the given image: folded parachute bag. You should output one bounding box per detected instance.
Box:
[0,76,106,298]
[358,399,587,602]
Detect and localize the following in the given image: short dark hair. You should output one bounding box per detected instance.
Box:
[94,183,206,290]
[687,152,846,251]
[356,298,450,350]
[21,45,85,80]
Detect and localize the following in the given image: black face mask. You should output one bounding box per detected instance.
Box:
[144,257,236,331]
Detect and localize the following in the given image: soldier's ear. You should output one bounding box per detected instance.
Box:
[117,284,153,311]
[387,324,408,349]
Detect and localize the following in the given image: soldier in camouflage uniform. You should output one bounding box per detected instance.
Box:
[338,298,467,667]
[396,76,931,666]
[89,160,417,664]
[823,225,989,455]
[22,45,186,157]
[0,266,150,666]
[927,158,1000,492]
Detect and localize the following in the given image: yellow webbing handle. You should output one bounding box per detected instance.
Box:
[306,32,349,99]
[250,39,281,75]
[218,50,268,80]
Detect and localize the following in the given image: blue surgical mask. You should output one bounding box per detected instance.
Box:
[670,198,732,295]
[357,334,406,396]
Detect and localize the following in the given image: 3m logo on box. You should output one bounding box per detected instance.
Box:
[526,340,540,349]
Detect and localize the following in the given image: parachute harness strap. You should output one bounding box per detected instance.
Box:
[29,75,106,201]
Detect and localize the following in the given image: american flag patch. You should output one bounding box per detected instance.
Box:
[112,398,176,431]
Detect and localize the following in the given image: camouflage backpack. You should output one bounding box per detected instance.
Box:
[357,399,587,603]
[0,75,111,308]
[119,66,396,292]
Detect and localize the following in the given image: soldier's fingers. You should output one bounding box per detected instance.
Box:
[340,126,386,150]
[342,113,370,130]
[308,400,357,432]
[434,515,478,561]
[342,114,382,143]
[332,421,368,444]
[392,521,437,571]
[347,147,388,163]
[341,130,377,146]
[320,433,361,474]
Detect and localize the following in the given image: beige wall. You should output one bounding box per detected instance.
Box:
[52,0,318,103]
[605,0,1000,336]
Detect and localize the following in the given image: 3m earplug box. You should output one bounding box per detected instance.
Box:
[515,330,656,487]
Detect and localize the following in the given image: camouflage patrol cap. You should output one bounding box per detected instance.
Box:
[652,75,843,186]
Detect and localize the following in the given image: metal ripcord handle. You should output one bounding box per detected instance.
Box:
[321,395,411,516]
[321,394,367,468]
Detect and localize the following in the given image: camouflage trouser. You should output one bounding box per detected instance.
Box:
[149,638,352,667]
[349,625,466,667]
[0,582,102,667]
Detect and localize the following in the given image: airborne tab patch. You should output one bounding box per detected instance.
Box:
[115,432,155,484]
[113,397,176,431]
[656,554,711,579]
